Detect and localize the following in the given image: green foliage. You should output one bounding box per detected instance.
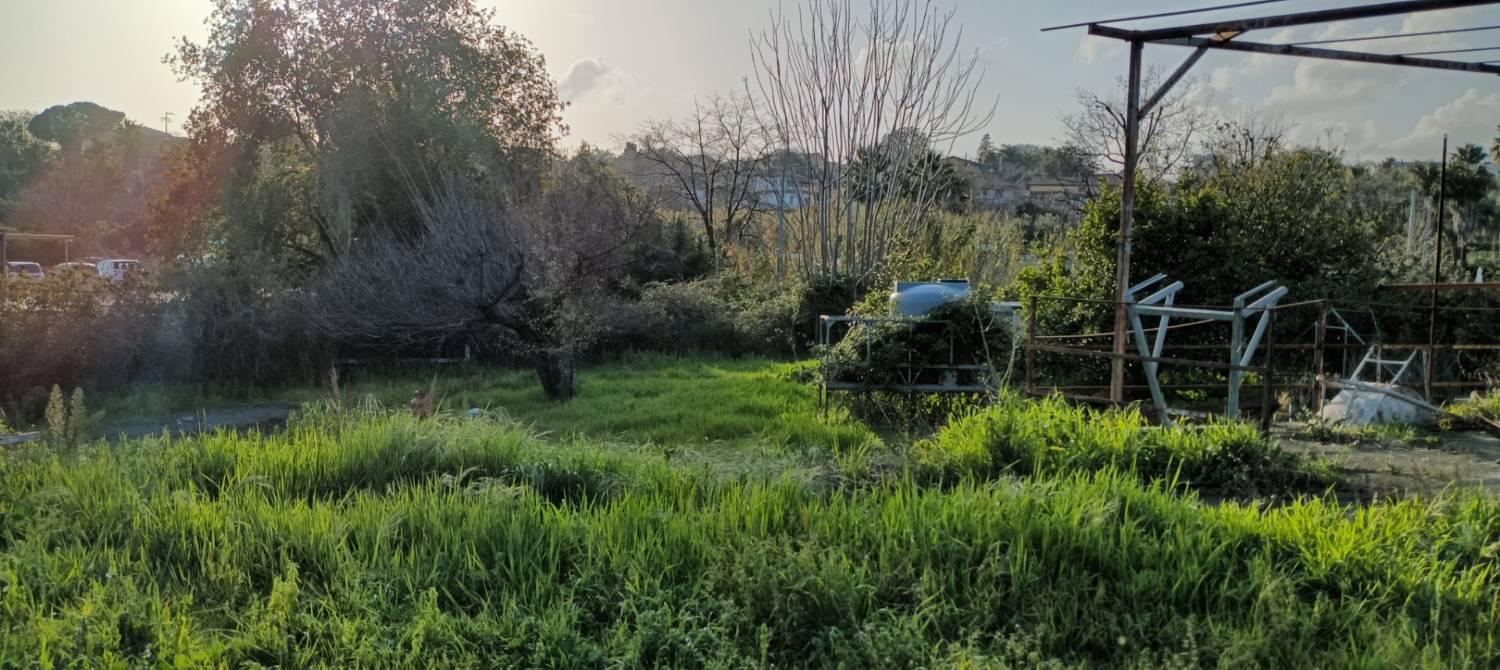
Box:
[0,401,1496,667]
[0,271,163,423]
[916,393,1329,495]
[847,146,972,213]
[625,274,811,358]
[826,291,1014,390]
[26,102,124,155]
[41,385,90,449]
[1445,391,1500,428]
[1301,417,1438,448]
[167,0,564,257]
[43,385,65,444]
[0,110,52,222]
[297,354,879,453]
[1020,148,1388,337]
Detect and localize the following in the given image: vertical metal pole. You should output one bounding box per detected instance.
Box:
[1026,295,1037,395]
[1314,301,1328,414]
[776,146,788,285]
[1260,309,1277,436]
[1426,135,1447,402]
[1110,40,1144,404]
[1228,300,1245,419]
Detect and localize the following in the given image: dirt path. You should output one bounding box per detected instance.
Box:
[1278,427,1500,497]
[98,405,296,441]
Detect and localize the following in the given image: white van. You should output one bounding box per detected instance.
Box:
[96,259,141,281]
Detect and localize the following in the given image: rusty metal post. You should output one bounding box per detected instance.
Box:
[1426,135,1448,402]
[1110,40,1144,403]
[1313,301,1328,414]
[1026,295,1038,395]
[1260,308,1277,436]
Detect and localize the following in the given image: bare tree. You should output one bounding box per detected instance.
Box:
[1061,67,1215,179]
[1197,109,1290,172]
[303,152,673,400]
[624,93,770,254]
[750,0,994,279]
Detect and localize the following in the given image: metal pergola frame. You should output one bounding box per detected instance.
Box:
[0,231,76,268]
[1047,0,1500,403]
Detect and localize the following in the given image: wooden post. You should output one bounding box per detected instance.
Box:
[1110,40,1144,403]
[1260,309,1277,436]
[1313,301,1328,414]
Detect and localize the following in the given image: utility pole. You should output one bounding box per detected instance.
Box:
[160,112,174,135]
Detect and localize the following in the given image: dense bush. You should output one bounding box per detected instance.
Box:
[0,273,164,423]
[823,291,1016,390]
[1020,148,1392,338]
[0,410,1496,667]
[916,393,1329,496]
[607,273,845,359]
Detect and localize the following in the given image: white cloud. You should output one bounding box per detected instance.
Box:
[1074,36,1121,65]
[1262,59,1387,114]
[557,57,647,107]
[1385,88,1500,158]
[559,58,613,100]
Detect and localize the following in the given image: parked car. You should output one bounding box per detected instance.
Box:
[52,261,100,276]
[96,259,141,281]
[4,261,44,279]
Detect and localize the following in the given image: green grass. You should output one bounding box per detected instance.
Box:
[1,408,1498,667]
[916,394,1335,496]
[96,354,879,454]
[1447,391,1500,428]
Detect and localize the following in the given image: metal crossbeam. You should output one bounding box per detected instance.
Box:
[1089,26,1500,75]
[1120,0,1497,42]
[1290,23,1500,46]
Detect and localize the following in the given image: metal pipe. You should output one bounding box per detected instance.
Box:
[1291,24,1500,46]
[1040,0,1294,32]
[1428,135,1447,401]
[1259,308,1277,435]
[1314,301,1328,414]
[1123,1,1499,43]
[1129,33,1500,76]
[1110,39,1144,403]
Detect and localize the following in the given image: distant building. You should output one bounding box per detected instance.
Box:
[946,155,1118,212]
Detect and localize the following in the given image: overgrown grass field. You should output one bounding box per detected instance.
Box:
[96,355,878,453]
[5,357,1499,667]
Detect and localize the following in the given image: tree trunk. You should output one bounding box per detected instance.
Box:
[534,352,576,401]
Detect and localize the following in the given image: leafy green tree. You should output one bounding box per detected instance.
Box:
[1021,148,1385,336]
[0,111,53,222]
[167,0,565,259]
[847,147,970,214]
[976,133,999,173]
[13,120,168,255]
[1409,144,1495,268]
[27,102,125,157]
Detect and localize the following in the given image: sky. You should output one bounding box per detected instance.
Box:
[1,0,1498,161]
